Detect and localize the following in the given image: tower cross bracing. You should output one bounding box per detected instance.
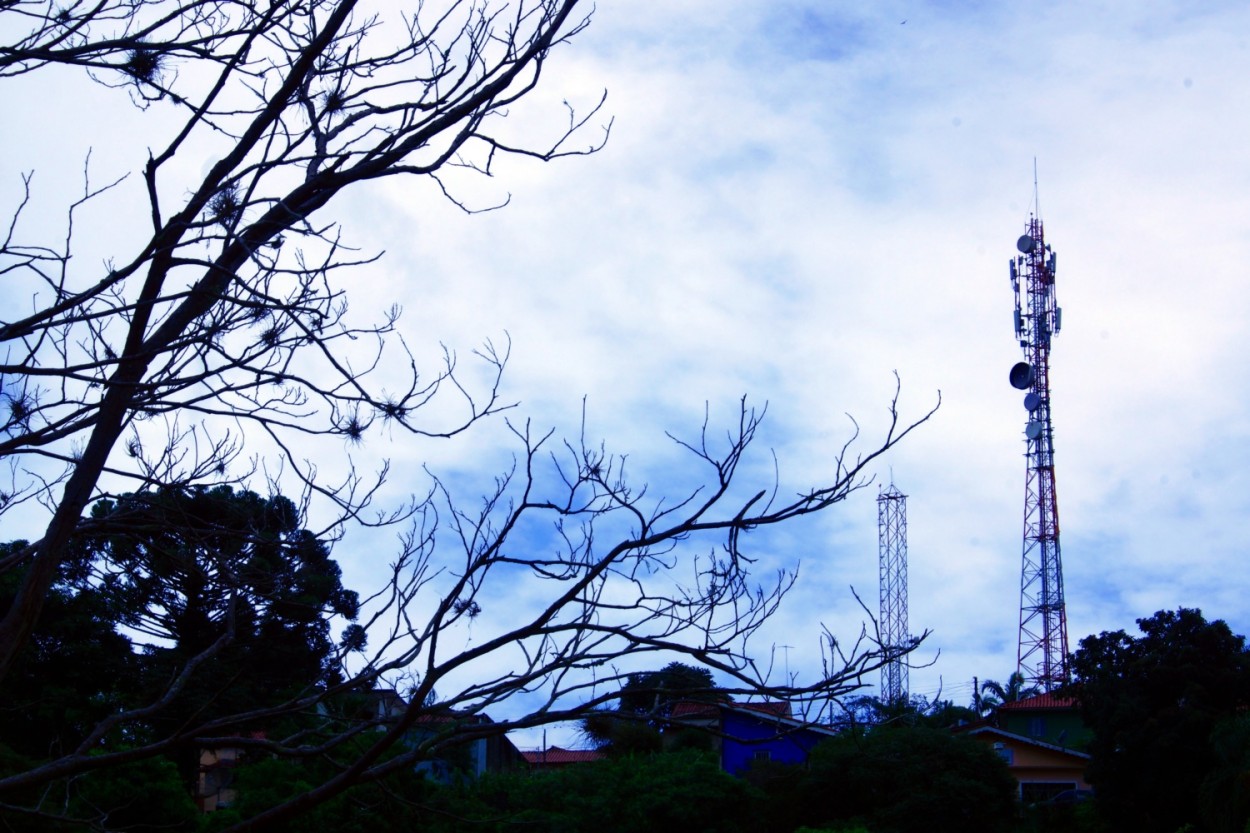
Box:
[1008,215,1070,692]
[877,484,909,705]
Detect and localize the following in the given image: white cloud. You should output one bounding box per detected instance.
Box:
[6,0,1250,745]
[318,0,1250,728]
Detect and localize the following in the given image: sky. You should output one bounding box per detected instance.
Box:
[347,0,1250,739]
[5,0,1250,749]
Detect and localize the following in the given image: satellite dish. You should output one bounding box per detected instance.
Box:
[1026,421,1044,440]
[1009,361,1035,390]
[1023,392,1041,411]
[1017,235,1036,254]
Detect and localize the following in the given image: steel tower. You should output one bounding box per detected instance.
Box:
[1008,214,1069,692]
[877,484,909,705]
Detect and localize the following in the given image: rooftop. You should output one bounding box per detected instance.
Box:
[670,699,792,719]
[520,746,605,765]
[997,693,1080,712]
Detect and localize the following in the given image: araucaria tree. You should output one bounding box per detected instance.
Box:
[0,485,358,798]
[0,0,935,827]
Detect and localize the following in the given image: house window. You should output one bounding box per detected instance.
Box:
[752,751,772,763]
[992,742,1014,765]
[1028,717,1046,738]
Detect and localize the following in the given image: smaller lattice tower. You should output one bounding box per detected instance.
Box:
[877,484,909,705]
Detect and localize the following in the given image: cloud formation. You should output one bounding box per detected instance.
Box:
[4,0,1248,746]
[347,1,1250,725]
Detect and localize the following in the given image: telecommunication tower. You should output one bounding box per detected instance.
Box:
[877,484,909,705]
[1007,207,1069,692]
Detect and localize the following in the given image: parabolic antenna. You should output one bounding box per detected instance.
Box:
[1017,235,1035,254]
[1023,392,1042,411]
[1009,361,1035,390]
[1025,421,1044,440]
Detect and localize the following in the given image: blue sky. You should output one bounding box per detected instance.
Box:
[346,0,1250,736]
[4,0,1250,748]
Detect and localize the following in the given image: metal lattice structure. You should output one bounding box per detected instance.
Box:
[877,484,909,705]
[1008,215,1070,692]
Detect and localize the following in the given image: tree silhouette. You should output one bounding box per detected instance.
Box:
[581,662,721,754]
[83,485,358,691]
[977,671,1039,714]
[86,486,359,775]
[1070,608,1250,833]
[0,541,137,764]
[1,485,360,798]
[0,0,938,827]
[0,0,607,685]
[796,727,1018,833]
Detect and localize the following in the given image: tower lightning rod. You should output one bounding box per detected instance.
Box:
[1033,157,1041,217]
[1007,193,1070,693]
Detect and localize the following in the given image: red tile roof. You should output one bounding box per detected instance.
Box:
[738,701,792,717]
[669,699,791,719]
[996,693,1079,711]
[521,746,605,765]
[669,701,720,719]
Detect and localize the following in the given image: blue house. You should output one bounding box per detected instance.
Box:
[668,700,839,775]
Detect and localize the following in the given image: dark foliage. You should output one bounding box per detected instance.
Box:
[794,727,1019,833]
[978,672,1040,715]
[440,749,759,833]
[582,662,720,755]
[202,740,437,833]
[616,662,718,718]
[835,693,978,730]
[0,485,359,822]
[1069,607,1250,833]
[0,542,137,763]
[1199,713,1250,833]
[83,485,360,708]
[0,754,198,832]
[214,747,746,833]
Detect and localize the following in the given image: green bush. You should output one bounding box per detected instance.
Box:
[435,749,760,833]
[793,727,1017,833]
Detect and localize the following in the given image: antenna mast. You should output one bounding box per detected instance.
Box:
[878,483,909,705]
[1007,206,1070,692]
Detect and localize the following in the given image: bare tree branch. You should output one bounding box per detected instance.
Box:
[0,0,939,827]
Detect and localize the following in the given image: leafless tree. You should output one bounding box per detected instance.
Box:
[0,0,937,827]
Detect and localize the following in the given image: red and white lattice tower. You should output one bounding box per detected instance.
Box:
[1008,212,1070,692]
[877,484,909,705]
